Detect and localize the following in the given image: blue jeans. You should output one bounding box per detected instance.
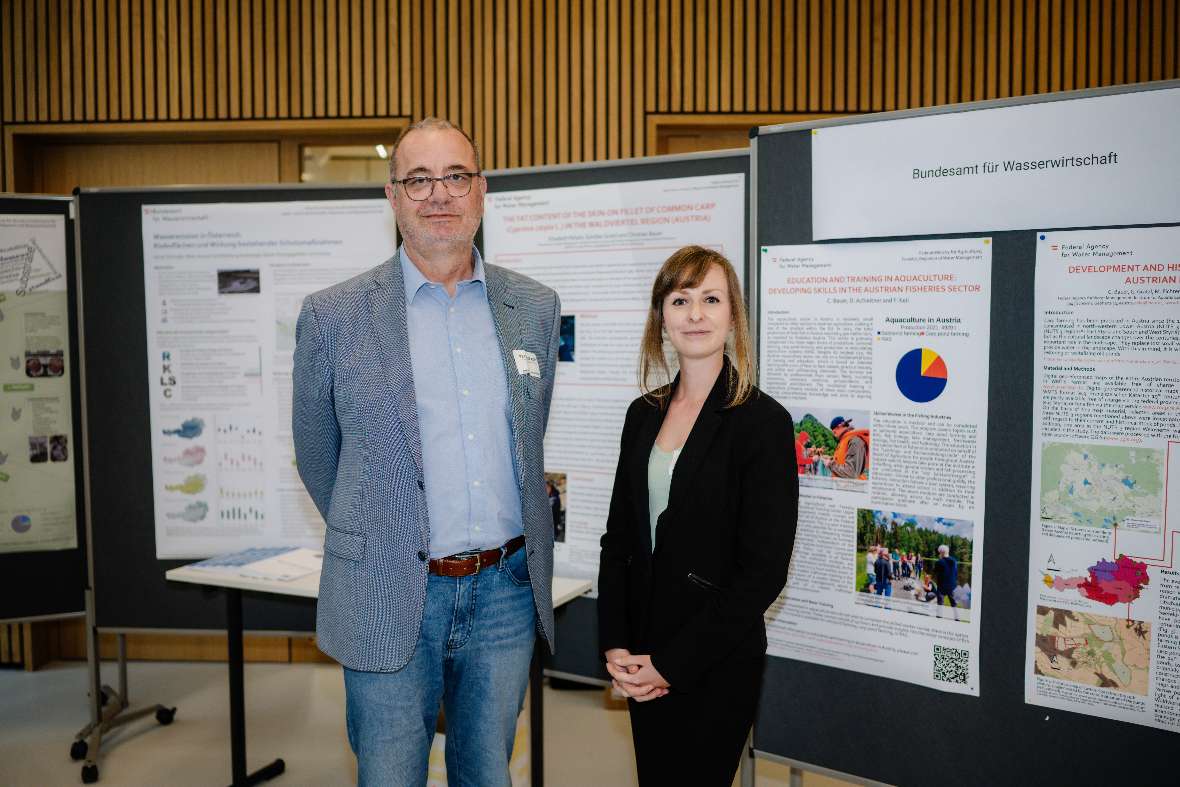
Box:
[343,545,536,787]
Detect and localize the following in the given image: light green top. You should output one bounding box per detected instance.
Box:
[647,444,680,549]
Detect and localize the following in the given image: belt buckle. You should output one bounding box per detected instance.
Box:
[473,552,482,573]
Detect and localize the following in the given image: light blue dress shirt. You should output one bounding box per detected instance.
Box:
[401,246,523,558]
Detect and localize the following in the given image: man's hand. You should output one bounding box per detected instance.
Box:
[608,653,670,702]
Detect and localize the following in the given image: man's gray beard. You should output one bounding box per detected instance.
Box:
[399,224,479,255]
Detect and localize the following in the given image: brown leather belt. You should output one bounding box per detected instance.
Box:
[428,535,526,577]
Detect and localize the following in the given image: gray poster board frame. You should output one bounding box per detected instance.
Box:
[748,79,1180,786]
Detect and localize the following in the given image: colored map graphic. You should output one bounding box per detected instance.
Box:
[1043,554,1151,606]
[1033,605,1149,695]
[163,446,206,467]
[1040,443,1163,531]
[895,347,948,403]
[162,417,206,440]
[165,474,206,495]
[165,501,209,522]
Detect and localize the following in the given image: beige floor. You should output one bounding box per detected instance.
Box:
[0,660,857,786]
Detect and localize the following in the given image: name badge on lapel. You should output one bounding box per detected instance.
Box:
[512,349,541,379]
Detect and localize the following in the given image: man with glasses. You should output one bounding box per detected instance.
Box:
[293,117,561,786]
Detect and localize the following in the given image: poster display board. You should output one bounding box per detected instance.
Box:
[78,186,387,632]
[751,81,1179,787]
[760,238,992,695]
[484,171,746,582]
[0,195,86,622]
[1025,225,1180,733]
[140,200,394,558]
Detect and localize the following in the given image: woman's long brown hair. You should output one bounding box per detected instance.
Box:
[638,245,755,408]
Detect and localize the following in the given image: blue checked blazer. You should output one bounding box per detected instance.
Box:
[293,249,561,672]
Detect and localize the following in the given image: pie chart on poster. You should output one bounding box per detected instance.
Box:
[895,348,948,403]
[11,515,31,534]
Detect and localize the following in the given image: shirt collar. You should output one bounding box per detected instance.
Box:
[400,244,486,303]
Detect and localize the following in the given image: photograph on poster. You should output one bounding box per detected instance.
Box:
[558,315,575,362]
[855,507,973,622]
[545,472,567,543]
[216,268,261,294]
[25,349,64,377]
[49,434,68,461]
[792,407,871,488]
[28,435,48,463]
[1032,605,1150,696]
[1039,441,1164,533]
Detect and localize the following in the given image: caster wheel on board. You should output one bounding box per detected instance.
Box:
[69,739,88,761]
[155,707,176,725]
[81,763,99,784]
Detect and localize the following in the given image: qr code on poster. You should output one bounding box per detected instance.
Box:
[933,644,969,684]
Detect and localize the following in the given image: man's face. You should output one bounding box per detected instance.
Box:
[385,127,485,254]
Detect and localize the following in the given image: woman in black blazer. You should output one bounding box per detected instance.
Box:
[598,245,799,785]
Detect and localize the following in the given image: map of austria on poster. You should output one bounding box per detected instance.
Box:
[1040,442,1164,533]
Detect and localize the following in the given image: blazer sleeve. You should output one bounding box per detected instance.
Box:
[541,291,561,430]
[597,399,641,655]
[651,404,799,690]
[291,297,341,521]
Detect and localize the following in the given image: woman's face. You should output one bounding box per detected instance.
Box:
[661,264,732,363]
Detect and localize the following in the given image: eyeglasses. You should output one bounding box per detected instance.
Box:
[392,171,481,201]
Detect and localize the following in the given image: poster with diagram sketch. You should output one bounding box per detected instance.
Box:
[141,200,395,558]
[1024,225,1180,733]
[0,213,77,554]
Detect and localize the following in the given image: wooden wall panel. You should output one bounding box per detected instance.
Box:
[1,1,1176,180]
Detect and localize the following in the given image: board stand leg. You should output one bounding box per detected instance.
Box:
[740,728,755,787]
[224,588,285,787]
[70,590,176,783]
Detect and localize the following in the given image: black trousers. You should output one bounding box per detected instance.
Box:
[627,653,764,786]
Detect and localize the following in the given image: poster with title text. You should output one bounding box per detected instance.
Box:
[483,172,746,582]
[142,200,395,559]
[760,237,991,695]
[0,213,76,554]
[1024,225,1180,733]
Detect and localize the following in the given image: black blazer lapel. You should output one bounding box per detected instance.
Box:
[630,399,663,558]
[653,363,730,549]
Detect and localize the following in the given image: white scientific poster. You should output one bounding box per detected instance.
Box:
[0,213,77,554]
[142,200,395,559]
[483,172,746,581]
[1024,226,1180,733]
[760,237,992,695]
